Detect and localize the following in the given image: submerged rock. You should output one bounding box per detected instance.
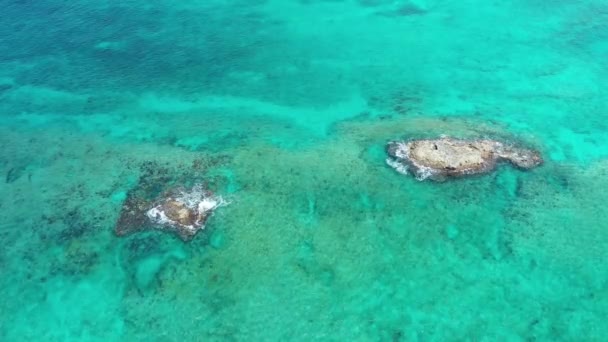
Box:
[115,184,225,241]
[386,136,542,181]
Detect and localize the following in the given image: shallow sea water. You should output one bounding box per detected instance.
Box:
[1,0,608,340]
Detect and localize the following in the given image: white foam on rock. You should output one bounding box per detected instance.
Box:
[413,164,436,181]
[387,141,438,181]
[146,207,173,226]
[386,158,409,175]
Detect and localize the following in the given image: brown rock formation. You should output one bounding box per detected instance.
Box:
[163,200,198,227]
[115,184,223,241]
[387,137,542,181]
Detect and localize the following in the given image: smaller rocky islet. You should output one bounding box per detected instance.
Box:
[114,159,228,241]
[386,136,543,181]
[116,185,223,241]
[115,183,224,241]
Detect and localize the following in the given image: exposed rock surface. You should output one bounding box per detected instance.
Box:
[387,137,542,181]
[115,184,224,241]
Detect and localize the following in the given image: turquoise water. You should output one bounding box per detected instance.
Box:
[1,0,608,340]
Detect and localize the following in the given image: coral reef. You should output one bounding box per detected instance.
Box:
[387,137,543,181]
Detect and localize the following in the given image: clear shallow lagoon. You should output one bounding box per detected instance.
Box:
[1,0,607,340]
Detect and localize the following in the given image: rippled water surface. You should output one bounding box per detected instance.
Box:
[1,0,608,340]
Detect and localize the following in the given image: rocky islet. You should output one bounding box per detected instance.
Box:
[115,184,224,241]
[386,136,543,181]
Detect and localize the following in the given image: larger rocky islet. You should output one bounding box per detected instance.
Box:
[386,136,543,181]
